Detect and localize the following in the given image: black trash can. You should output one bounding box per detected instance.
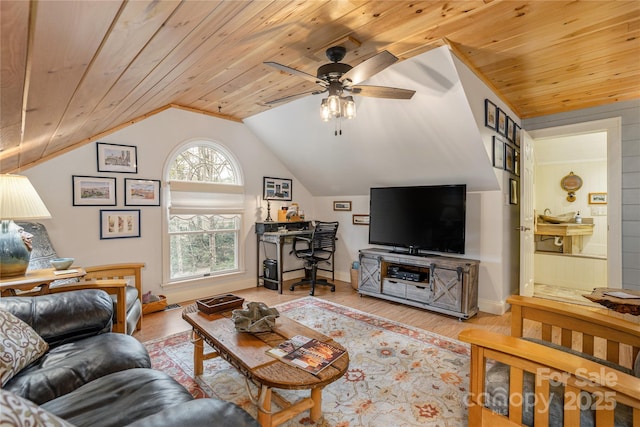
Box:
[263,259,278,290]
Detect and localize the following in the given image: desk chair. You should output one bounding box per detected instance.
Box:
[290,221,339,296]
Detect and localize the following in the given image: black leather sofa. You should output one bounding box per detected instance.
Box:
[0,290,259,427]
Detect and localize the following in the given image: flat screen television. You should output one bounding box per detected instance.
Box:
[369,184,466,255]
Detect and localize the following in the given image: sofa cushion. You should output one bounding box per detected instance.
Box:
[4,333,151,405]
[127,398,261,427]
[42,368,195,427]
[0,309,49,387]
[0,290,114,347]
[0,388,73,427]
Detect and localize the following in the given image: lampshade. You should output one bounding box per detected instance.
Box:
[0,174,51,277]
[0,174,51,220]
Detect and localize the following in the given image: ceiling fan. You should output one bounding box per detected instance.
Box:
[263,46,415,120]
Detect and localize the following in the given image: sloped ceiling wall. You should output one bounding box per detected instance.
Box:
[244,46,499,196]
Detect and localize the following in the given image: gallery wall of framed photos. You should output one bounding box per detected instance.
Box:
[485,99,520,205]
[71,142,161,239]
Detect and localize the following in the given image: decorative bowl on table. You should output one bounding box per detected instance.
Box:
[50,258,74,270]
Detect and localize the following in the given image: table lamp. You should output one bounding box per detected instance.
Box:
[0,174,52,277]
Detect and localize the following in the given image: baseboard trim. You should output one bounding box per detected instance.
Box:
[478,298,509,315]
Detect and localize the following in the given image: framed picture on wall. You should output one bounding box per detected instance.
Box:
[124,178,161,206]
[493,136,505,169]
[509,179,518,205]
[506,117,515,143]
[97,142,137,173]
[333,201,352,211]
[72,175,117,206]
[497,109,507,136]
[514,124,521,147]
[100,209,141,239]
[588,192,607,204]
[505,144,515,173]
[263,177,292,201]
[352,214,370,225]
[484,99,497,130]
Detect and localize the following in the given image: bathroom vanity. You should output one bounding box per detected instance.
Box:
[535,220,594,254]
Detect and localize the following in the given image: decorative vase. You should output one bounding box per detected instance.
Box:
[0,220,32,277]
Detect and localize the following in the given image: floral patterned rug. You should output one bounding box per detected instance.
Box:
[144,297,470,426]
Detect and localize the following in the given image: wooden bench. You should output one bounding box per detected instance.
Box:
[459,295,640,426]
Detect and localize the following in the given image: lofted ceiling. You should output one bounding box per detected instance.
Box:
[1,1,639,173]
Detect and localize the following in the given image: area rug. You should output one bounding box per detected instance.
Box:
[144,297,470,426]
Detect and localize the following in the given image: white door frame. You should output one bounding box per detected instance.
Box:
[519,130,535,296]
[527,117,622,287]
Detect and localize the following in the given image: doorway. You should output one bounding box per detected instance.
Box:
[524,118,622,304]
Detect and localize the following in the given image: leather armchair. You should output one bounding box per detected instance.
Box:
[0,289,259,427]
[0,290,151,404]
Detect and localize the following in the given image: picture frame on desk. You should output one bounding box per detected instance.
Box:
[263,177,292,201]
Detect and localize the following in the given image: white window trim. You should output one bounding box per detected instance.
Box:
[161,139,245,287]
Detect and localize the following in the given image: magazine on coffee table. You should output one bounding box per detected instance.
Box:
[266,335,345,375]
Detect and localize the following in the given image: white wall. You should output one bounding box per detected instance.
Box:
[452,54,522,314]
[23,108,314,304]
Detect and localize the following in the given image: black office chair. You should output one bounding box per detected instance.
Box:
[290,221,339,296]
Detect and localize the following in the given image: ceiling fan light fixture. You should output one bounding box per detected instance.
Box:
[327,94,341,116]
[342,96,356,119]
[320,98,332,122]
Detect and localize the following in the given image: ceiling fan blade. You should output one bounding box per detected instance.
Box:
[264,61,326,86]
[262,89,325,106]
[340,50,398,85]
[350,85,415,99]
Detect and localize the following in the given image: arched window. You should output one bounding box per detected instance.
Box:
[164,141,244,283]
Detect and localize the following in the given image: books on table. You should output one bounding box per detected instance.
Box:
[266,335,345,375]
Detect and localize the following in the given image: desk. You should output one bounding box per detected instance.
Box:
[256,221,311,293]
[0,267,86,297]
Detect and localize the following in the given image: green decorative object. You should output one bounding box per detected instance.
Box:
[0,175,51,278]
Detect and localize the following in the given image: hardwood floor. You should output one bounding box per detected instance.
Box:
[134,279,516,343]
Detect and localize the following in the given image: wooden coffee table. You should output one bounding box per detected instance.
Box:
[182,305,349,427]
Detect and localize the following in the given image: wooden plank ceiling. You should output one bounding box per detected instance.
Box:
[1,0,639,172]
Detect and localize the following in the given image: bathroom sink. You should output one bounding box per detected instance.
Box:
[538,212,576,224]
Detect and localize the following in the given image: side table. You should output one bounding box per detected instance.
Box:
[583,288,640,316]
[0,267,86,297]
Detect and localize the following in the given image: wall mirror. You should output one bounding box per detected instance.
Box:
[560,172,583,202]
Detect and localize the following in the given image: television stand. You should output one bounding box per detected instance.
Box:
[358,248,479,320]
